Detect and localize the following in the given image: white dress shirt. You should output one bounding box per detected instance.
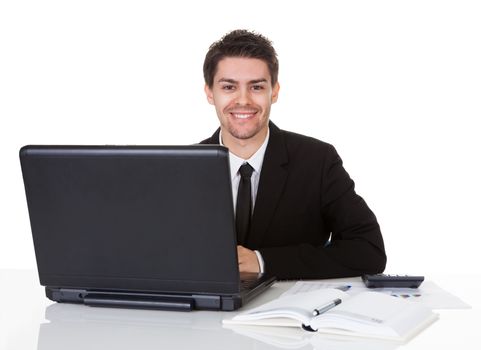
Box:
[220,129,270,273]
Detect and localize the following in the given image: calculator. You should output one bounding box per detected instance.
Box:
[362,274,424,288]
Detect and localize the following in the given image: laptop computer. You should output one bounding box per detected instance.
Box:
[20,145,275,311]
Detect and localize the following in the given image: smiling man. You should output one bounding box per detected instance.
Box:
[201,30,386,280]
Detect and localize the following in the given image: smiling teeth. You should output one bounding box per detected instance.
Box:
[233,113,254,119]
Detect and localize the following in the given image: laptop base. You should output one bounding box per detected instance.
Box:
[46,275,275,311]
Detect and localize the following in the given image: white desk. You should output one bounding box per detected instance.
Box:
[1,270,479,350]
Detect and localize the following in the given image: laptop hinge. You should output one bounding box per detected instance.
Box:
[47,287,227,311]
[83,293,193,311]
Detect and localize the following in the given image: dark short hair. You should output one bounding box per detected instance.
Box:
[203,29,279,88]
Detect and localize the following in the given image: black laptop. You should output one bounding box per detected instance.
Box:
[20,145,275,311]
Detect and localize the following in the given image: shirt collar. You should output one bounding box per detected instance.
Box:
[220,129,270,180]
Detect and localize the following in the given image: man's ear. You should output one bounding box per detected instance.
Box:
[271,82,280,103]
[204,84,215,105]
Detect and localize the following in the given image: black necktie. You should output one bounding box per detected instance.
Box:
[236,163,254,245]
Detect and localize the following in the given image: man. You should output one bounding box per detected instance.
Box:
[201,30,386,280]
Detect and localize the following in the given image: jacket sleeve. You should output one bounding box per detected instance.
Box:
[259,144,387,280]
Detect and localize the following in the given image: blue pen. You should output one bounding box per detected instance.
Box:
[336,285,351,292]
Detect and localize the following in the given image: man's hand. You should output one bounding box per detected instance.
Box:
[237,245,260,273]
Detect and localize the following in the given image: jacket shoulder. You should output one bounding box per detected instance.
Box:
[280,128,336,158]
[199,128,221,145]
[199,137,214,144]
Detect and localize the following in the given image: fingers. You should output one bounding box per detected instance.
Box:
[237,245,260,273]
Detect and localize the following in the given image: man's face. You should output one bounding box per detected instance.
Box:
[205,57,280,142]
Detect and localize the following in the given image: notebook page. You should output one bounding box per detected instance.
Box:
[312,292,435,339]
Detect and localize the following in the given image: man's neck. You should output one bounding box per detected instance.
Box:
[221,127,268,160]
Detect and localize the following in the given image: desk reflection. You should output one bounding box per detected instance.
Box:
[38,303,400,350]
[38,303,280,350]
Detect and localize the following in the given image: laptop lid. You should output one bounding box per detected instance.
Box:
[20,145,274,310]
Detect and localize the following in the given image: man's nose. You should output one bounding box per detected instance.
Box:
[235,87,251,105]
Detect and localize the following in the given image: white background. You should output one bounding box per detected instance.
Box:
[1,0,480,276]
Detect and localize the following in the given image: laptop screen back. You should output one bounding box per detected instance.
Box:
[20,145,240,295]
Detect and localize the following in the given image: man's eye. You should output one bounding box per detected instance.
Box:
[252,85,264,91]
[222,85,235,91]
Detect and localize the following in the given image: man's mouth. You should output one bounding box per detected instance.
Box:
[229,110,258,120]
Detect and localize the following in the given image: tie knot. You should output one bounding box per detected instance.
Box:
[239,163,254,179]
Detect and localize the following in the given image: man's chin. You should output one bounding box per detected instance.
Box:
[220,117,269,142]
[227,126,262,140]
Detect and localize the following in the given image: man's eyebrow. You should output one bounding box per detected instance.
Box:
[249,79,268,84]
[217,78,269,84]
[217,78,238,84]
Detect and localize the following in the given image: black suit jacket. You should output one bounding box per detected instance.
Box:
[200,122,386,279]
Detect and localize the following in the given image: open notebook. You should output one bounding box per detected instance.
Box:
[223,288,438,342]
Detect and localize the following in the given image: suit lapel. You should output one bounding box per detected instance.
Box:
[247,122,288,248]
[200,123,289,249]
